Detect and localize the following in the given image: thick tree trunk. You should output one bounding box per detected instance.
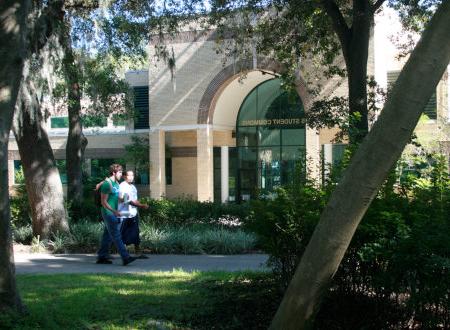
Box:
[0,0,28,313]
[63,27,87,209]
[13,72,69,239]
[270,1,450,329]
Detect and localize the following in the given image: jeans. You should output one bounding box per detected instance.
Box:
[97,212,130,261]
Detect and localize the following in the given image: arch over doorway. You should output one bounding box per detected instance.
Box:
[197,58,309,125]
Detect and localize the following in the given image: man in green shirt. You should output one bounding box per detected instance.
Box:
[96,164,136,266]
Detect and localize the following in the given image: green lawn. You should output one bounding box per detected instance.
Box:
[2,271,278,330]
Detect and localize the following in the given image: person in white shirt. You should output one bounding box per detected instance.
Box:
[118,170,149,259]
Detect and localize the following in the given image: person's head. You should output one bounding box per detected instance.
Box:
[109,164,123,181]
[124,170,134,183]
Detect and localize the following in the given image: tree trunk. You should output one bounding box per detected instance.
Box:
[346,1,372,142]
[63,26,87,209]
[270,1,450,328]
[321,0,373,143]
[0,0,28,313]
[13,70,69,239]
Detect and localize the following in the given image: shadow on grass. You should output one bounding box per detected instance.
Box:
[5,271,275,330]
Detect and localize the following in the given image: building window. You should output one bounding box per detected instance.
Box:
[50,117,69,128]
[165,157,172,185]
[236,78,306,201]
[90,159,122,179]
[14,159,67,184]
[82,115,108,128]
[133,86,149,129]
[388,70,437,120]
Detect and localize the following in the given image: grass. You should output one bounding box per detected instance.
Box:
[2,271,277,330]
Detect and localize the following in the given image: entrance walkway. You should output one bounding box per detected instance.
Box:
[14,253,269,274]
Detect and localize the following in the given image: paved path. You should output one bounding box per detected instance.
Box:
[14,253,269,274]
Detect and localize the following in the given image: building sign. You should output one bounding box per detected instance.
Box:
[240,118,305,127]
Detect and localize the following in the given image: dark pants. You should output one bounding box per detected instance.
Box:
[97,212,130,261]
[119,214,141,246]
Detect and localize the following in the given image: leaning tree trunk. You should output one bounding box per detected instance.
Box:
[0,0,28,313]
[63,25,87,210]
[270,1,450,329]
[13,73,69,239]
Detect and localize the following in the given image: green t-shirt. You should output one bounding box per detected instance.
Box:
[100,179,120,216]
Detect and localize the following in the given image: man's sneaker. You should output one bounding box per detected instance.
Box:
[136,254,149,259]
[96,258,112,264]
[123,256,137,266]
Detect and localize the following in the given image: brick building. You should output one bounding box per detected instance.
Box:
[7,9,449,202]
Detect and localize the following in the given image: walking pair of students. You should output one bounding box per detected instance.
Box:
[96,164,149,266]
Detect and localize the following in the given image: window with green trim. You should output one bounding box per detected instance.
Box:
[235,78,306,201]
[50,117,69,128]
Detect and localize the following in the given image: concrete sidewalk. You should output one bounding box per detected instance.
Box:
[14,253,269,274]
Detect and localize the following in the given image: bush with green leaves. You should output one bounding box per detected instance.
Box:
[249,153,450,327]
[10,167,31,228]
[14,221,256,255]
[138,223,257,254]
[139,197,250,227]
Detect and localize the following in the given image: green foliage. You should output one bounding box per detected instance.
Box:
[140,197,250,227]
[139,224,257,254]
[246,179,326,286]
[12,225,33,245]
[14,220,256,255]
[10,170,31,228]
[123,134,150,178]
[251,153,450,327]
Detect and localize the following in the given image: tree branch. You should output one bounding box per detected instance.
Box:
[372,0,386,12]
[64,0,99,10]
[321,0,351,58]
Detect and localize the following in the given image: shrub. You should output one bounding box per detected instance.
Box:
[139,197,250,227]
[68,220,103,252]
[139,223,257,254]
[250,153,450,327]
[12,225,33,244]
[10,178,31,228]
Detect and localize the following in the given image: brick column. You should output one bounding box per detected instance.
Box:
[197,127,214,201]
[150,130,166,199]
[306,126,321,183]
[8,159,15,187]
[221,146,229,203]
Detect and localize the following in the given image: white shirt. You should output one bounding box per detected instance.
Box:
[118,181,138,218]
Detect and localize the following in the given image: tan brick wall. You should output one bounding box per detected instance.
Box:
[149,40,229,127]
[8,160,15,188]
[167,130,197,147]
[213,130,235,147]
[319,127,343,145]
[8,132,148,155]
[196,128,214,201]
[165,157,197,199]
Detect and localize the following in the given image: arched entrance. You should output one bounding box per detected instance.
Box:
[236,78,306,201]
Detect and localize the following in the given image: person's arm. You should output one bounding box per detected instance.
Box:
[130,199,149,209]
[101,193,121,216]
[95,180,105,191]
